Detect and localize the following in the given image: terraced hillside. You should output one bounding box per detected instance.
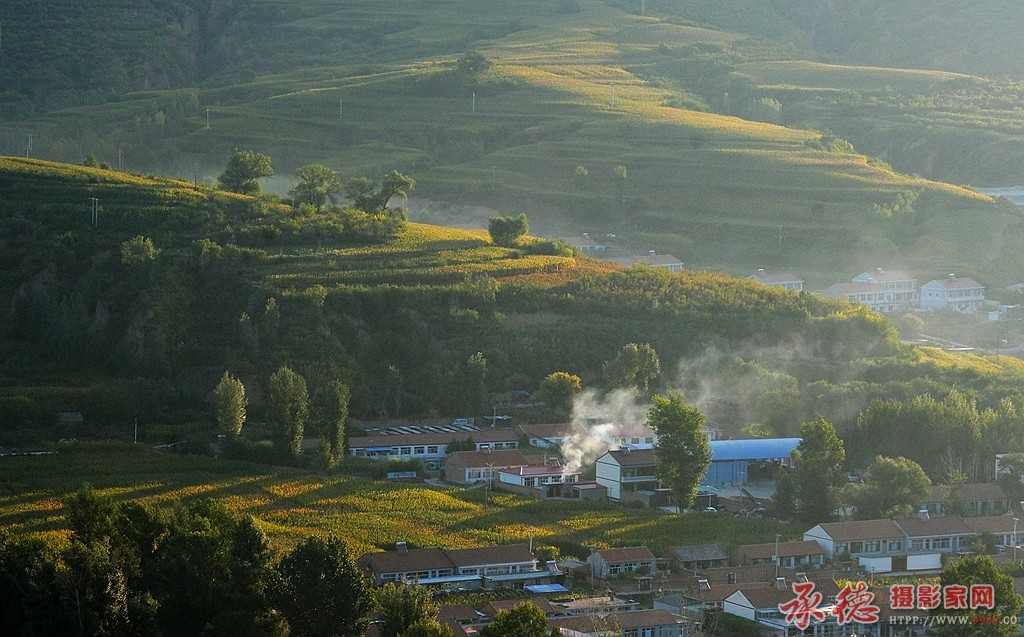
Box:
[3,0,1024,287]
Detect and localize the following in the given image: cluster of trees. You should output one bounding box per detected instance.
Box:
[0,486,371,637]
[212,367,349,466]
[0,482,568,637]
[217,148,414,218]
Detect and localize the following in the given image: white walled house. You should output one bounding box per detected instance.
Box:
[803,519,905,560]
[822,281,896,314]
[497,464,580,489]
[587,546,658,579]
[595,448,659,501]
[920,274,985,312]
[348,429,519,467]
[853,268,918,311]
[749,269,804,292]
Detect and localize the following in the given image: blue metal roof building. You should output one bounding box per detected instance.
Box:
[703,438,800,485]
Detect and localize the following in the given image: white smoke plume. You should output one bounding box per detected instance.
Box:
[560,388,651,476]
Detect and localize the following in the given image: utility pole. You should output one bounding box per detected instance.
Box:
[90,197,99,226]
[472,92,476,114]
[206,107,210,128]
[25,133,33,157]
[339,97,343,120]
[134,418,138,444]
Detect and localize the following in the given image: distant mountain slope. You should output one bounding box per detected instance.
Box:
[4,0,1024,287]
[647,0,1024,79]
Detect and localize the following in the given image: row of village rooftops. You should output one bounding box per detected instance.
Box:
[566,234,1006,318]
[359,508,1024,637]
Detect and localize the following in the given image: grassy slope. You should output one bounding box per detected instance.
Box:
[4,0,1021,289]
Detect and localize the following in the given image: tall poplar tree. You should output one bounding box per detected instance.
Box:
[212,371,247,435]
[268,366,309,459]
[649,393,712,509]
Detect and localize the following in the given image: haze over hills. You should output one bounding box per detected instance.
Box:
[3,0,1024,286]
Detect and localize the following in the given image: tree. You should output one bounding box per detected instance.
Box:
[851,456,931,520]
[488,213,529,247]
[602,342,660,394]
[400,620,454,637]
[930,555,1022,636]
[217,149,274,195]
[573,164,588,191]
[996,452,1024,501]
[312,379,350,465]
[120,235,159,267]
[268,366,309,459]
[212,371,247,435]
[64,483,116,545]
[345,171,415,216]
[291,164,343,212]
[791,417,846,525]
[375,583,439,637]
[537,371,582,418]
[457,352,487,415]
[896,313,924,340]
[277,535,373,637]
[455,51,492,83]
[613,164,628,203]
[649,393,712,509]
[479,602,550,637]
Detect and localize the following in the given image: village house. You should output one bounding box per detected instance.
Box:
[357,542,561,590]
[919,482,1011,517]
[347,428,519,468]
[821,280,896,314]
[444,448,543,485]
[587,546,658,579]
[749,268,804,292]
[722,577,842,636]
[610,251,684,273]
[852,268,918,311]
[594,448,661,502]
[920,273,986,313]
[730,540,826,570]
[496,463,581,496]
[480,597,563,619]
[551,609,686,637]
[563,233,607,253]
[666,544,729,572]
[803,519,906,561]
[963,515,1023,553]
[515,422,576,449]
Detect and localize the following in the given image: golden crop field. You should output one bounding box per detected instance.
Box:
[0,443,795,558]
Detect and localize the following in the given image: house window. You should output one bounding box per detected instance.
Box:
[427,445,438,454]
[400,446,412,455]
[863,541,880,553]
[413,446,425,454]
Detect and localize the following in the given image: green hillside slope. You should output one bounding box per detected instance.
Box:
[5,159,1024,490]
[0,157,879,429]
